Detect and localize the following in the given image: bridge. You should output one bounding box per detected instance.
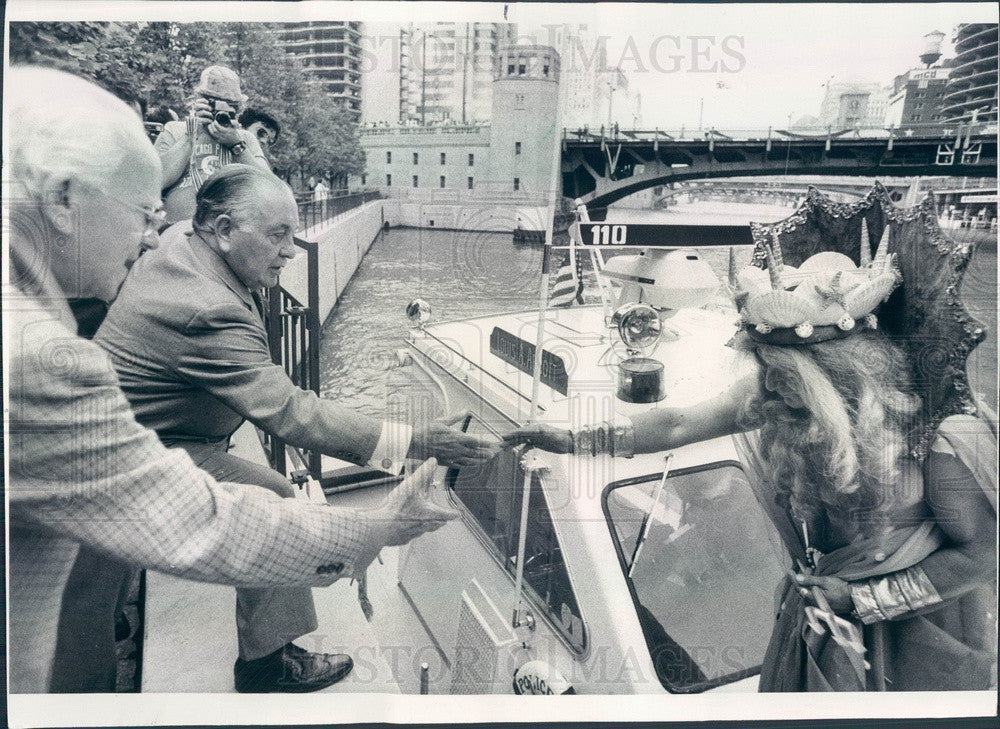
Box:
[650,178,918,208]
[561,122,998,213]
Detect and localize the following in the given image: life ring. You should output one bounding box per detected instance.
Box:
[512,660,576,695]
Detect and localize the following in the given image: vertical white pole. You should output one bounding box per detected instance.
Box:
[513,73,563,626]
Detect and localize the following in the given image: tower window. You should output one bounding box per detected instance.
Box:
[468,176,474,189]
[386,151,392,164]
[386,173,392,186]
[440,175,446,188]
[413,175,419,187]
[468,153,475,166]
[440,152,447,165]
[513,177,520,191]
[515,141,522,155]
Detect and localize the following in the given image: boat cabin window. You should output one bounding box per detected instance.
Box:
[447,421,587,654]
[604,462,787,692]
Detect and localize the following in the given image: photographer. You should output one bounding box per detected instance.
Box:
[155,65,270,224]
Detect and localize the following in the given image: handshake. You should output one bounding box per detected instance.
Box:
[358,414,503,564]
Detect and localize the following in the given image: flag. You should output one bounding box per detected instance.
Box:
[550,251,584,307]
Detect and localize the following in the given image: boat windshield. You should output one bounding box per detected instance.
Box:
[603,462,787,692]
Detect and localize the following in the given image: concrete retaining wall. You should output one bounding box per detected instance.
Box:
[278,196,550,326]
[280,200,387,324]
[378,196,549,233]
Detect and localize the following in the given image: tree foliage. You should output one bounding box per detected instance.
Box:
[8,21,363,190]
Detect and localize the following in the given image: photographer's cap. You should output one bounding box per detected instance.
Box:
[194,65,242,102]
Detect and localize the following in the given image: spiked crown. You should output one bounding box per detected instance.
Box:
[734,219,902,343]
[733,183,987,461]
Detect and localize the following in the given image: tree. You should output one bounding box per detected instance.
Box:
[7,21,365,191]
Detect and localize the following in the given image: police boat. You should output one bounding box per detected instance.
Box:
[370,206,790,695]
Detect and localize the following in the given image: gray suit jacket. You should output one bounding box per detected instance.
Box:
[96,224,379,465]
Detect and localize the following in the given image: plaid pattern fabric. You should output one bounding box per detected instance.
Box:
[6,288,376,691]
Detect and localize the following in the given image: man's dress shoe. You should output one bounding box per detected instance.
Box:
[234,643,354,693]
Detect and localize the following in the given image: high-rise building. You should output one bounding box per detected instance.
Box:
[886,65,952,127]
[397,22,517,125]
[818,81,890,128]
[595,66,630,130]
[279,22,364,120]
[940,23,998,124]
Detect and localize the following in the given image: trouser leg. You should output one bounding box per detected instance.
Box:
[179,442,319,661]
[50,549,133,692]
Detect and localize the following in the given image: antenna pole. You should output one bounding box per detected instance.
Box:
[514,97,563,631]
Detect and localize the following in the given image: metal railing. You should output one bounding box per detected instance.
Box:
[562,121,998,144]
[261,235,323,485]
[297,189,382,233]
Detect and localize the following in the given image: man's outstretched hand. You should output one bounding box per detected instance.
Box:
[356,458,459,576]
[408,413,502,468]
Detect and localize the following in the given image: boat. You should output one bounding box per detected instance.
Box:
[369,208,791,694]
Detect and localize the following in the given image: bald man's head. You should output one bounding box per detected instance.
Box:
[193,164,292,228]
[192,165,298,289]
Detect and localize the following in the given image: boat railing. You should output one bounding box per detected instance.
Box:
[261,235,323,485]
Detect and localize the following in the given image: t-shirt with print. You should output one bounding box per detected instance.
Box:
[154,119,266,224]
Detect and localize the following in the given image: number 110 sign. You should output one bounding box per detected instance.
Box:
[566,221,753,249]
[587,224,628,245]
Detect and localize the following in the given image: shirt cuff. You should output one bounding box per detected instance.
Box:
[368,421,412,475]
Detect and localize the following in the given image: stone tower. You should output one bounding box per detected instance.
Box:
[485,45,561,202]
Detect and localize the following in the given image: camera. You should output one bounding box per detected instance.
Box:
[143,121,164,144]
[208,98,237,127]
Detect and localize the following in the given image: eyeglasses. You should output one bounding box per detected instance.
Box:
[85,184,166,237]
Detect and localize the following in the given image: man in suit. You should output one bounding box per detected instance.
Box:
[94,163,496,691]
[6,66,457,695]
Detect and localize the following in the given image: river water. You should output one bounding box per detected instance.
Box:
[318,202,997,416]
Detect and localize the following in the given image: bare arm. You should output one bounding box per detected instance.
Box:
[630,374,758,453]
[798,431,997,618]
[153,122,193,191]
[231,129,271,171]
[504,374,759,454]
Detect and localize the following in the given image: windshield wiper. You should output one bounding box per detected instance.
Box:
[627,453,674,579]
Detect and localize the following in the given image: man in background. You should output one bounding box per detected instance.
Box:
[239,107,281,163]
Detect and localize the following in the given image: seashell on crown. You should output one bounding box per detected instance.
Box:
[733,218,901,344]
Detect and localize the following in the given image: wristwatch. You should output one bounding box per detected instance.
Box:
[230,140,247,156]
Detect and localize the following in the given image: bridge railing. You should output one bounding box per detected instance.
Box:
[296,189,383,234]
[563,121,998,143]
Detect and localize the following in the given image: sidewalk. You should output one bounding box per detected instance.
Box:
[141,422,403,693]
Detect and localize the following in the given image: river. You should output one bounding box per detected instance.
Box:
[318,202,997,417]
